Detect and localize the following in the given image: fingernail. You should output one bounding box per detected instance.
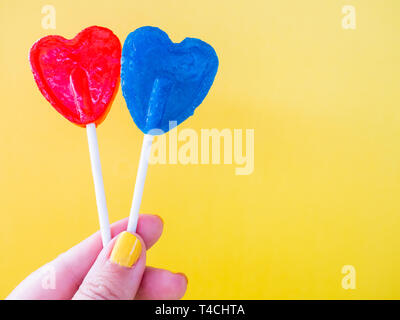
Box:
[110,232,142,267]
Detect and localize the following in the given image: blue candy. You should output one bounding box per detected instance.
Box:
[121,26,219,134]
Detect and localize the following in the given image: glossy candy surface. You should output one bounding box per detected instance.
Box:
[30,26,121,126]
[121,26,219,134]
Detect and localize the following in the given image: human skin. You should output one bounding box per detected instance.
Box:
[7,215,187,300]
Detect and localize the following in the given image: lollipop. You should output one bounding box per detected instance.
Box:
[121,26,219,232]
[30,26,121,245]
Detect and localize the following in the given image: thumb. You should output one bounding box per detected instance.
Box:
[73,231,145,300]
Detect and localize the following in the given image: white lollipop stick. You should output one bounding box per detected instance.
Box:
[86,123,111,246]
[127,133,154,233]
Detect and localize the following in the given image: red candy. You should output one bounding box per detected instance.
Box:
[30,26,121,126]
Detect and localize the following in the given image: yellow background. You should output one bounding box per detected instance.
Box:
[0,0,400,299]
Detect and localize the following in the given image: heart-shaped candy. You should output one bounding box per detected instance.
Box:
[30,26,121,126]
[121,26,219,134]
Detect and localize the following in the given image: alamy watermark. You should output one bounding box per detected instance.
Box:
[41,5,56,30]
[342,5,356,30]
[41,264,56,290]
[341,265,356,290]
[148,122,254,175]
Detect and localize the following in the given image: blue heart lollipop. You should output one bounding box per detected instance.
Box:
[122,27,219,233]
[121,26,219,134]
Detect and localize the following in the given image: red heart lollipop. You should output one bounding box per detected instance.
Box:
[30,26,121,126]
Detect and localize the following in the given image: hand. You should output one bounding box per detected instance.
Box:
[7,215,187,300]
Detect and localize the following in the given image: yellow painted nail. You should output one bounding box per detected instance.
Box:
[110,232,142,268]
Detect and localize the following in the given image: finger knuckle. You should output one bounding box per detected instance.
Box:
[78,276,122,300]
